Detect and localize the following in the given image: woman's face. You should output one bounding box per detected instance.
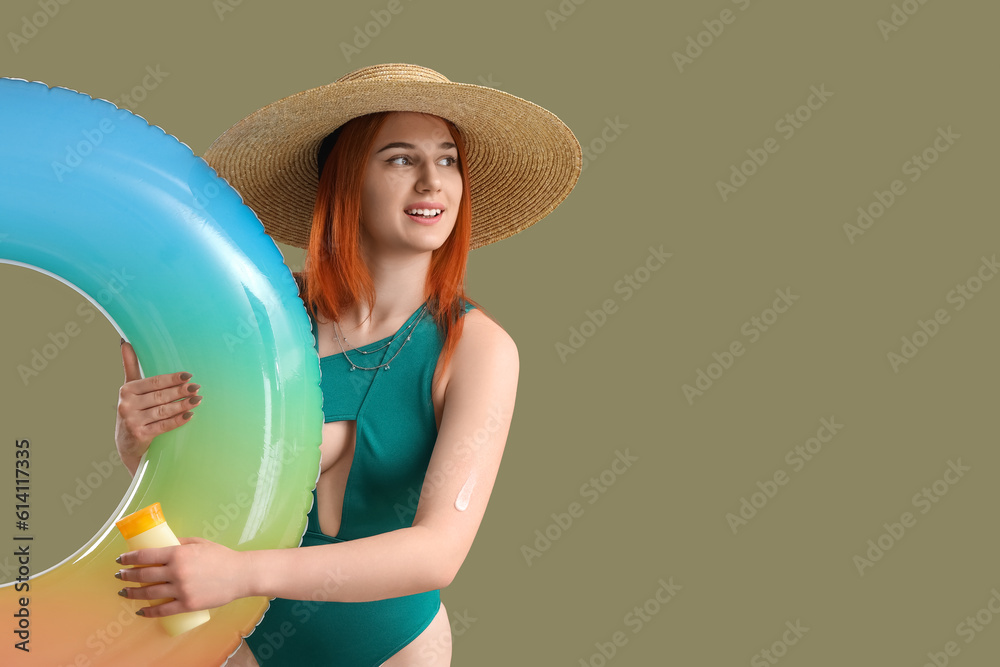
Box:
[359,112,462,257]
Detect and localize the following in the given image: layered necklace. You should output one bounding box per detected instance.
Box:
[331,301,429,371]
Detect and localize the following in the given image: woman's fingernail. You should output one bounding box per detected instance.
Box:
[187,384,201,393]
[189,396,203,406]
[115,571,123,580]
[120,337,125,346]
[115,555,122,564]
[118,588,128,598]
[183,411,194,420]
[179,372,193,381]
[136,609,145,617]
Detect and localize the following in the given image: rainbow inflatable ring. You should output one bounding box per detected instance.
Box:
[0,78,322,665]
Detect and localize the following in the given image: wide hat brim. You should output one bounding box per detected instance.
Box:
[202,63,582,250]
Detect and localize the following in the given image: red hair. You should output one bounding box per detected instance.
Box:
[297,111,487,395]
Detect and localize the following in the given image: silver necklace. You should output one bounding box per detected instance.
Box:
[332,302,429,371]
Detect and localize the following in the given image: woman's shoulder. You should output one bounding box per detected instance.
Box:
[454,301,518,365]
[442,302,518,406]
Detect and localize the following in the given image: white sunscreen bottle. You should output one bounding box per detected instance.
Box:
[115,502,212,637]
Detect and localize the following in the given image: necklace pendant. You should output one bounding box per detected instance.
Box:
[349,365,355,372]
[384,364,390,370]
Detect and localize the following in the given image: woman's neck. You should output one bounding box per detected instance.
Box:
[340,248,432,338]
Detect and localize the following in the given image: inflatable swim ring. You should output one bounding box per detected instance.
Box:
[0,78,322,665]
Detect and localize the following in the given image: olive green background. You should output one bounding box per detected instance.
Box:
[2,0,998,664]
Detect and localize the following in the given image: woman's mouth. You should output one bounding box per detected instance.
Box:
[404,208,443,224]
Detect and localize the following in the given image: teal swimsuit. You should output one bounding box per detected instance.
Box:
[246,299,475,666]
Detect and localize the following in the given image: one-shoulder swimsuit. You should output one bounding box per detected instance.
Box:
[246,299,475,666]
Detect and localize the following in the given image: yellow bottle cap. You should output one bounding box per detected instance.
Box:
[115,502,166,540]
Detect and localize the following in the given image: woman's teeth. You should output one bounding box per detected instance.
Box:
[405,209,442,217]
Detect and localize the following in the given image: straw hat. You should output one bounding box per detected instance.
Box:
[202,63,582,250]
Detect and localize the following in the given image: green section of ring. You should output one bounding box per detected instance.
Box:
[0,78,322,565]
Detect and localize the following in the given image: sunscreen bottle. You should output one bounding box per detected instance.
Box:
[115,502,211,636]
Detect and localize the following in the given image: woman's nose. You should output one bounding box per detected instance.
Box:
[415,163,442,192]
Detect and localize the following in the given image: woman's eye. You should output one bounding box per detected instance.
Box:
[386,155,457,166]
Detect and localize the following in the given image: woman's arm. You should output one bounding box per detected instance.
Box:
[117,309,519,614]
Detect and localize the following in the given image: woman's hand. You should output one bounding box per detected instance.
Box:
[116,537,253,616]
[115,340,203,477]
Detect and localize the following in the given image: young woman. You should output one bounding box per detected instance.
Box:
[113,64,580,666]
